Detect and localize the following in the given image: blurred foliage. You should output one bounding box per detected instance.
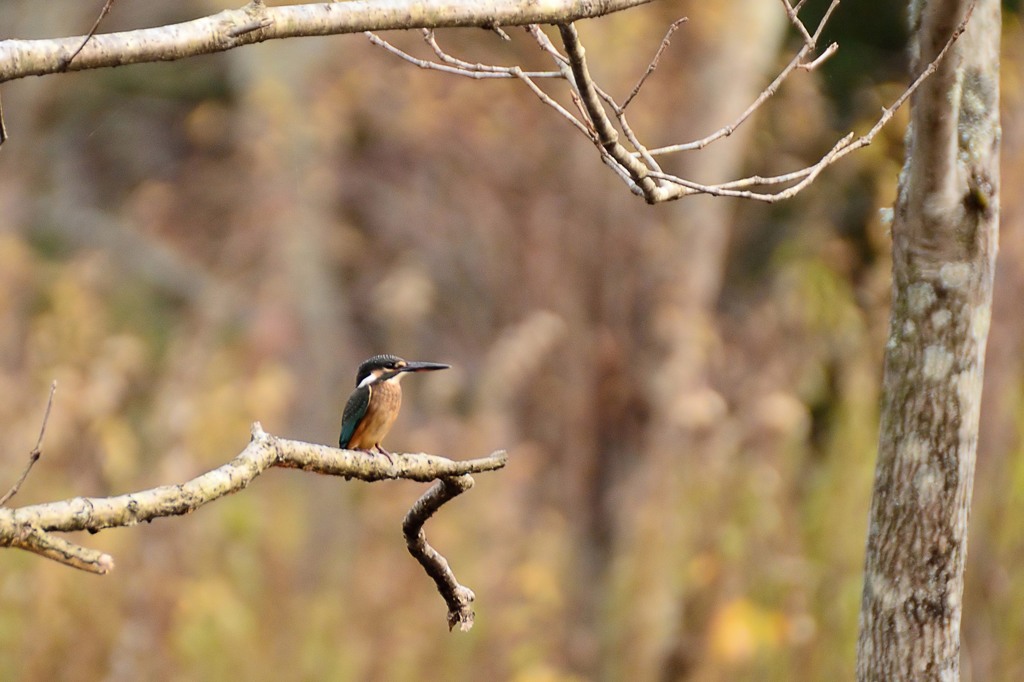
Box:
[0,1,1022,680]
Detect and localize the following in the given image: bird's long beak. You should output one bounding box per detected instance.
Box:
[400,361,450,373]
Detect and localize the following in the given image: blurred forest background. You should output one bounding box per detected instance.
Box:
[0,1,1022,680]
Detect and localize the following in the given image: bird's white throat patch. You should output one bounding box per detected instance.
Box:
[358,369,406,388]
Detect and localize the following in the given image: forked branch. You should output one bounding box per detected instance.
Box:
[0,420,506,629]
[548,1,973,202]
[367,0,973,204]
[0,0,974,201]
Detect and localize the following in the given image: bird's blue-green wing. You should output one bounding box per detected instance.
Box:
[339,385,371,448]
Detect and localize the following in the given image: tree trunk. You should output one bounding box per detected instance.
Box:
[856,0,1000,679]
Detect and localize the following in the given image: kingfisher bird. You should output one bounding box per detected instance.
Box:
[339,354,449,456]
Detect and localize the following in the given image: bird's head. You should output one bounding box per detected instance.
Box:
[355,354,450,388]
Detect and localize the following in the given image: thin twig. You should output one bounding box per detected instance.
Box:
[30,381,57,455]
[0,91,7,147]
[810,0,842,43]
[643,42,811,155]
[487,24,512,41]
[420,29,558,77]
[778,0,815,48]
[525,26,596,127]
[648,133,854,201]
[621,17,687,110]
[62,0,116,69]
[644,56,802,155]
[367,28,589,133]
[0,381,57,507]
[643,0,839,156]
[516,70,593,137]
[366,31,558,79]
[799,42,839,71]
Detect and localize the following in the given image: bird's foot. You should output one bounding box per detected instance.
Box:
[374,445,395,465]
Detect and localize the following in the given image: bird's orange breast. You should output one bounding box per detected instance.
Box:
[347,381,403,449]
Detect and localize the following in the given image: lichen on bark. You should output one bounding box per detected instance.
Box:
[856,0,1000,679]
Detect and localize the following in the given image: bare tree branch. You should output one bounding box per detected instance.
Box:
[16,524,114,574]
[543,2,971,203]
[798,41,839,71]
[0,422,506,627]
[0,0,651,84]
[404,476,478,631]
[360,5,846,201]
[557,23,661,198]
[640,1,840,157]
[363,0,962,204]
[651,5,971,202]
[364,27,598,138]
[0,0,968,203]
[0,381,57,507]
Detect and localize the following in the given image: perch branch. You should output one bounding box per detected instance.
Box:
[0,422,506,627]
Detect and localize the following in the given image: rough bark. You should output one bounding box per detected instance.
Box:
[856,0,1000,679]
